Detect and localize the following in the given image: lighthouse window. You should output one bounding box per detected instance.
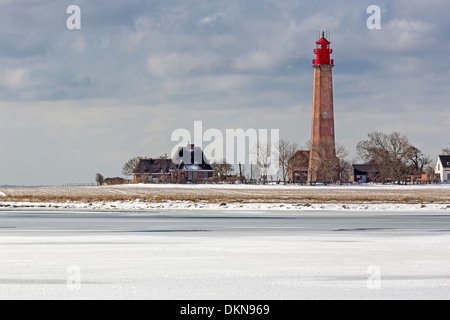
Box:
[331,127,334,135]
[323,112,327,119]
[329,81,332,88]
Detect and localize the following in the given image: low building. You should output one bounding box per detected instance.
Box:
[435,155,450,182]
[288,150,310,184]
[351,164,380,183]
[132,158,176,183]
[420,173,440,183]
[171,144,215,182]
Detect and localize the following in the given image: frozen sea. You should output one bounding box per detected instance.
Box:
[0,209,449,300]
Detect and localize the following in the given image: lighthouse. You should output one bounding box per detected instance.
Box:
[308,32,337,183]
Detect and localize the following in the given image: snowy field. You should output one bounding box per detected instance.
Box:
[0,210,449,300]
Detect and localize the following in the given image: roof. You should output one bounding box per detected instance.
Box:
[172,146,214,171]
[438,155,450,168]
[352,164,380,174]
[288,150,310,169]
[316,36,331,45]
[179,163,214,171]
[133,159,177,175]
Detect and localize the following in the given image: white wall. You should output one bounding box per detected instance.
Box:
[435,157,450,182]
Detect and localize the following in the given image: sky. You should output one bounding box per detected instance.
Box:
[0,0,449,185]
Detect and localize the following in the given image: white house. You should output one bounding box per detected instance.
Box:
[435,155,450,182]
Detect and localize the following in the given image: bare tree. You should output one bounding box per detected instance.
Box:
[410,147,431,175]
[442,144,450,155]
[246,162,259,183]
[357,132,415,185]
[122,157,141,178]
[212,159,234,177]
[158,154,171,183]
[95,173,104,186]
[255,142,276,185]
[277,138,299,184]
[335,144,351,182]
[308,138,343,185]
[337,159,352,182]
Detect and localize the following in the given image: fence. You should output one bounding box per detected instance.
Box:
[62,182,97,187]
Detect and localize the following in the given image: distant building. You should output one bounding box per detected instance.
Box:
[133,158,176,183]
[288,150,310,184]
[420,173,440,183]
[435,155,450,182]
[171,144,215,182]
[350,164,380,183]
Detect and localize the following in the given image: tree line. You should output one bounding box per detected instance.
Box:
[95,133,449,186]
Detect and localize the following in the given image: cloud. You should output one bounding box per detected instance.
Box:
[231,51,277,72]
[367,19,437,53]
[71,34,88,54]
[147,52,220,76]
[86,127,113,137]
[0,68,31,88]
[199,13,226,25]
[0,0,449,185]
[60,149,85,161]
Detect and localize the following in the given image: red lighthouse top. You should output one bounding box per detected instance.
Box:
[313,32,334,65]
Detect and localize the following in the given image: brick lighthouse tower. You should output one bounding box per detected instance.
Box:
[308,31,336,183]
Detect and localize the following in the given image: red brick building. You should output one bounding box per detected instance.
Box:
[288,150,310,184]
[171,144,215,182]
[132,145,215,183]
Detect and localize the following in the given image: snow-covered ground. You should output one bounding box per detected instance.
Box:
[1,200,449,212]
[0,210,449,300]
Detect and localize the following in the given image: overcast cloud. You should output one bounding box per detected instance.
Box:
[0,0,449,185]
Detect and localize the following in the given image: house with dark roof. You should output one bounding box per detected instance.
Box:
[288,150,310,184]
[351,164,380,183]
[171,144,215,182]
[132,158,177,183]
[435,155,450,182]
